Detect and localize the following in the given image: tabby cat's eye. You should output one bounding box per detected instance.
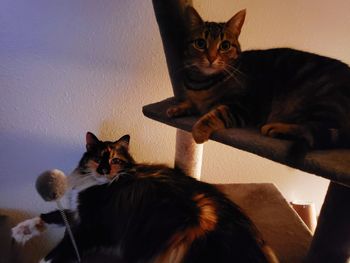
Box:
[194,38,207,50]
[219,40,232,51]
[111,158,124,165]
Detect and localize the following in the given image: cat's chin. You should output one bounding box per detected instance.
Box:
[198,67,222,76]
[93,175,109,184]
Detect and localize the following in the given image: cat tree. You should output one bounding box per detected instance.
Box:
[144,0,350,262]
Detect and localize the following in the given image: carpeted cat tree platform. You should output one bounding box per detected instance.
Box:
[143,1,350,262]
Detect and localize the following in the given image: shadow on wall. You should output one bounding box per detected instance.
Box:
[0,0,154,72]
[0,131,81,192]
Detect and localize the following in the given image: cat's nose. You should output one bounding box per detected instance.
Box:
[207,49,217,65]
[207,56,216,65]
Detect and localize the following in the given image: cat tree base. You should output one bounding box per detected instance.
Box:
[218,183,312,263]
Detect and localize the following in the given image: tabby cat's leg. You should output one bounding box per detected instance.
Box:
[261,121,342,149]
[167,100,194,118]
[192,105,234,144]
[261,122,314,146]
[261,122,320,149]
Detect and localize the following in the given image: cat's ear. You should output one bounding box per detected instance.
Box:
[86,132,100,151]
[226,9,246,36]
[185,6,204,30]
[115,135,130,149]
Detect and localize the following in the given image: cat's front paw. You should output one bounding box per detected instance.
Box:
[12,217,46,245]
[192,108,228,143]
[166,101,193,118]
[192,121,211,144]
[166,106,184,118]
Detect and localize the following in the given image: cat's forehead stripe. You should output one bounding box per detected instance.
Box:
[204,22,225,40]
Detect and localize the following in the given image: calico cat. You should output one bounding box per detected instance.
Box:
[167,6,350,153]
[12,132,277,263]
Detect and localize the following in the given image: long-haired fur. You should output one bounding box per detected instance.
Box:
[40,133,277,263]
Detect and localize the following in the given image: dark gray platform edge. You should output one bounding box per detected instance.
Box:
[143,97,350,187]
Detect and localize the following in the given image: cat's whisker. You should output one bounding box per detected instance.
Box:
[224,63,246,77]
[222,68,240,83]
[73,174,96,185]
[222,68,245,90]
[70,174,90,183]
[218,63,246,88]
[108,172,130,185]
[230,68,244,77]
[108,175,120,185]
[219,61,242,73]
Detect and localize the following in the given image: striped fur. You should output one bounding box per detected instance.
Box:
[167,6,350,154]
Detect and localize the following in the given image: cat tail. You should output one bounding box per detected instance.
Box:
[261,244,279,263]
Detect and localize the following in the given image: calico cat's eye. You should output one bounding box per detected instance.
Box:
[194,38,207,50]
[219,40,232,52]
[111,158,125,165]
[92,156,101,163]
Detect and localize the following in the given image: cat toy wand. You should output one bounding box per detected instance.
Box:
[36,169,81,263]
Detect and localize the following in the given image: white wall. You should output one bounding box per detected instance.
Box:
[1,0,349,261]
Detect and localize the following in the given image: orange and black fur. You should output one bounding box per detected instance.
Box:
[37,133,276,262]
[167,6,350,154]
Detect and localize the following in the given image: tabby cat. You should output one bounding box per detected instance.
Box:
[12,132,277,263]
[167,6,350,153]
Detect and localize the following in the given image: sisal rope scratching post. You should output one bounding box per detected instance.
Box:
[175,129,203,179]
